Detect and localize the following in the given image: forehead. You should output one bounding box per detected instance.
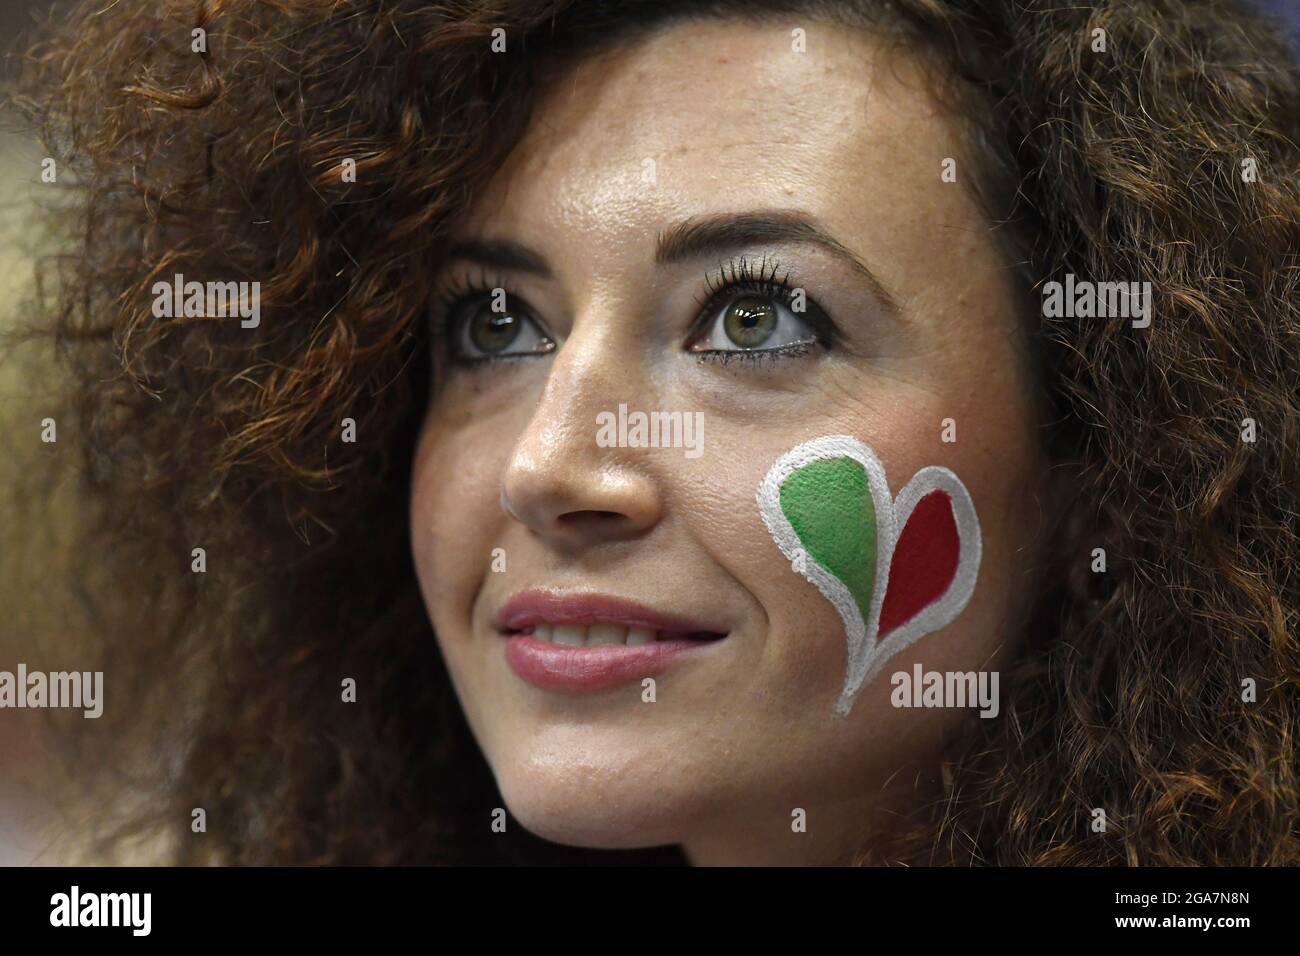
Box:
[457,18,988,285]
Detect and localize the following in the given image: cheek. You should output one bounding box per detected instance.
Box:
[706,388,1035,719]
[408,420,506,637]
[668,457,967,807]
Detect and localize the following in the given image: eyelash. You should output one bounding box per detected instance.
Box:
[688,253,837,361]
[429,255,835,369]
[429,268,532,369]
[429,266,508,338]
[693,341,816,366]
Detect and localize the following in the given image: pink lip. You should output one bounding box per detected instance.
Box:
[496,590,719,637]
[503,636,713,691]
[495,590,727,692]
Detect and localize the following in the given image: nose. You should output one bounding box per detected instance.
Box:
[500,324,662,552]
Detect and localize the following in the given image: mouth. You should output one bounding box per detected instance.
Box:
[513,623,724,647]
[495,590,728,691]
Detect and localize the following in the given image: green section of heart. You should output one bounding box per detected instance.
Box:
[778,456,877,624]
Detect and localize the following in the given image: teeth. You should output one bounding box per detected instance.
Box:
[525,623,662,647]
[552,625,585,646]
[587,624,625,646]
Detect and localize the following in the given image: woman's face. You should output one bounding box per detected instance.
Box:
[410,19,1048,864]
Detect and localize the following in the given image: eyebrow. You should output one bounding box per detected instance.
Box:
[442,209,899,314]
[655,209,900,314]
[442,238,553,279]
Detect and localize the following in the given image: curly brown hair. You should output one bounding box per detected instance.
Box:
[4,0,1297,865]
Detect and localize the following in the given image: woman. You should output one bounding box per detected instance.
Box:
[6,0,1298,865]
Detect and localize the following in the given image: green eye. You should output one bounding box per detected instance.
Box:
[469,309,522,354]
[688,289,821,354]
[723,297,778,348]
[445,292,554,362]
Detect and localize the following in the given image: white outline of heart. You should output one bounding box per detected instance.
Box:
[756,436,982,716]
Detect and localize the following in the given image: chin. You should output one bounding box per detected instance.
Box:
[491,748,703,850]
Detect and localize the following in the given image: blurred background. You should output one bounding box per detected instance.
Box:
[1,0,84,865]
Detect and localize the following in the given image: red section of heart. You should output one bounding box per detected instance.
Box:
[878,490,960,638]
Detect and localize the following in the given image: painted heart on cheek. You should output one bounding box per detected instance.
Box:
[756,436,982,715]
[878,489,961,635]
[776,456,879,637]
